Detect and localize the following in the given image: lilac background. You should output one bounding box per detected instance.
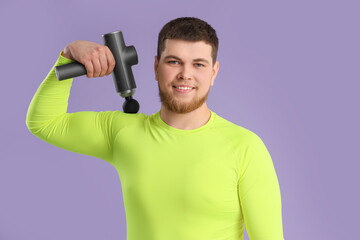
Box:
[0,0,359,239]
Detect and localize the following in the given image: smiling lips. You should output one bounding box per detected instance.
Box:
[173,85,196,93]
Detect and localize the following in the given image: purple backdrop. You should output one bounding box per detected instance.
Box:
[0,0,359,239]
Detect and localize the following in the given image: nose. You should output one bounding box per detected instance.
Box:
[177,65,192,80]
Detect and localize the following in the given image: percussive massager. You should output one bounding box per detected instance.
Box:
[54,31,140,114]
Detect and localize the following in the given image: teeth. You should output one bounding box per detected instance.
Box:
[177,87,192,90]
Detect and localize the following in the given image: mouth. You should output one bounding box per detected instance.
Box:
[173,85,196,93]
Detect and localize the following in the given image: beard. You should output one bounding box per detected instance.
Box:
[157,82,210,114]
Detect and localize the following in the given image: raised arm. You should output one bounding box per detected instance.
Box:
[25,41,117,164]
[238,134,285,240]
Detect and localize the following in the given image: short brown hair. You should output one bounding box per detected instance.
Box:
[157,17,219,65]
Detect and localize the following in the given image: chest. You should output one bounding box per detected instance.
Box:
[112,127,242,216]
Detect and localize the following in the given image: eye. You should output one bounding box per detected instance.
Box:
[195,63,204,67]
[168,60,180,65]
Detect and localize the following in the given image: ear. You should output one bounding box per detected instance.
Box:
[154,56,159,82]
[210,61,219,86]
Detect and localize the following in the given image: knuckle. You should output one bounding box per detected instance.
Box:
[90,51,98,57]
[96,46,105,53]
[104,46,111,53]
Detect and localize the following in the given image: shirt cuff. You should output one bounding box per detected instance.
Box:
[57,50,75,66]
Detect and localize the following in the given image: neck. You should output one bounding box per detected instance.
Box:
[159,103,211,130]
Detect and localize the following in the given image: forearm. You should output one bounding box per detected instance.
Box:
[26,51,75,134]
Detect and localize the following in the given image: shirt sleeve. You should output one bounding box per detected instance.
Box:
[25,51,116,165]
[238,134,285,240]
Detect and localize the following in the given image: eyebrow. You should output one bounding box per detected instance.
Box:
[164,55,210,65]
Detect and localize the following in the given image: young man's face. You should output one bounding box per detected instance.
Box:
[154,39,219,114]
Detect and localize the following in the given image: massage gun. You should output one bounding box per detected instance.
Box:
[54,31,140,113]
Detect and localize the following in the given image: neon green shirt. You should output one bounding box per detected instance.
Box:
[26,51,284,240]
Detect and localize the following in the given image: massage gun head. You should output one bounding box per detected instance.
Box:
[123,96,140,114]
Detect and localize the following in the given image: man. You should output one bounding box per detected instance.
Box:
[26,17,285,240]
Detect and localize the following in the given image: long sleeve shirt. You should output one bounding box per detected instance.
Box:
[26,51,285,240]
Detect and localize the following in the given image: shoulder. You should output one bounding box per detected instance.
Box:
[212,113,261,145]
[111,110,148,121]
[96,110,148,128]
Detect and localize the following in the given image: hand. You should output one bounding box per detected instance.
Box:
[62,40,116,78]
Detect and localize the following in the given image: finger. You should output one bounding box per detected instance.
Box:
[105,48,116,76]
[92,57,101,78]
[99,51,108,77]
[84,59,94,78]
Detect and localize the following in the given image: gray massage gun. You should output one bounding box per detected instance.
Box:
[54,31,140,113]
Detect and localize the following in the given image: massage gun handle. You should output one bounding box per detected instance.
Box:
[55,62,87,81]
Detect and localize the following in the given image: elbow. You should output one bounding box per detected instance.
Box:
[25,113,46,137]
[25,119,40,136]
[25,112,37,135]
